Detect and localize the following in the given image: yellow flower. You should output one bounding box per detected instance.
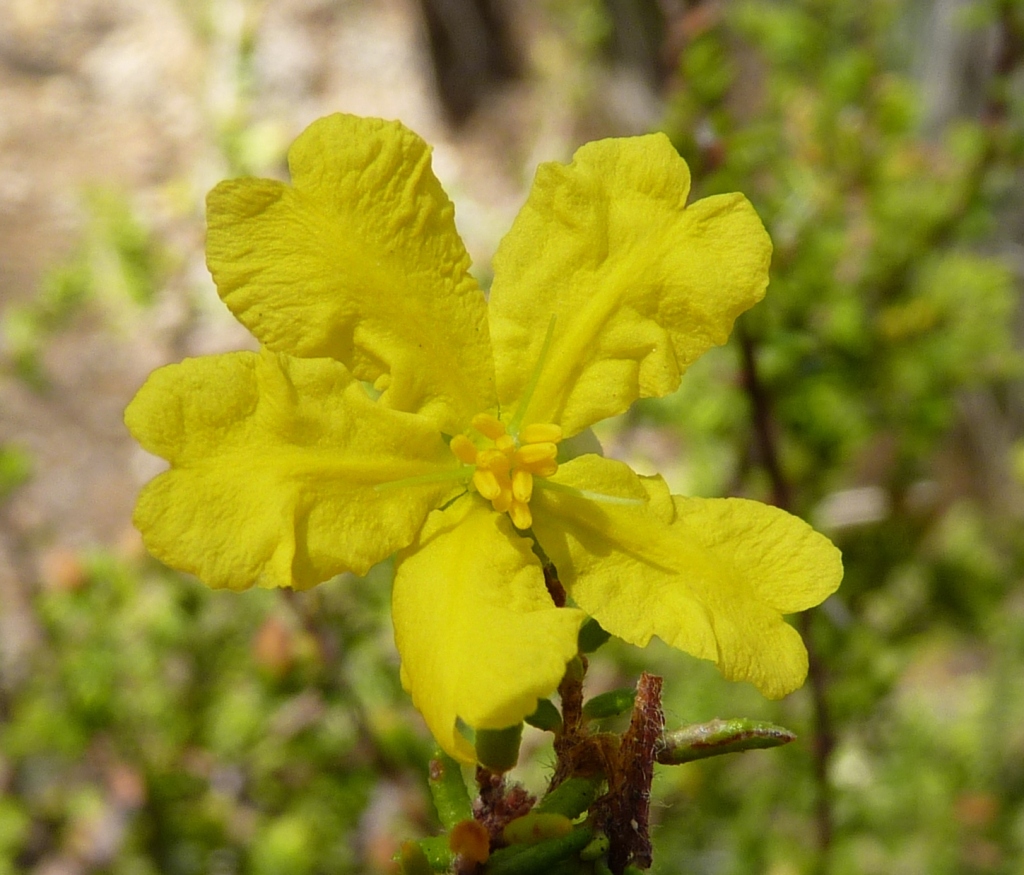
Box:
[125,114,842,763]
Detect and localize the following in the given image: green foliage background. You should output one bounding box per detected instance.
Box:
[2,1,1023,873]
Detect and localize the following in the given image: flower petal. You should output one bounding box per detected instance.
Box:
[393,496,585,763]
[489,133,771,437]
[206,113,495,433]
[531,456,842,698]
[125,349,458,590]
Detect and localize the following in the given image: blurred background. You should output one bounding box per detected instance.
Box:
[1,0,1023,873]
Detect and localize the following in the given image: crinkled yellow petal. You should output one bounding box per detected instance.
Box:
[125,349,458,591]
[206,114,495,434]
[531,456,842,699]
[392,496,585,763]
[489,133,771,437]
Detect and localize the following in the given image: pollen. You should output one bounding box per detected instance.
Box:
[450,416,563,529]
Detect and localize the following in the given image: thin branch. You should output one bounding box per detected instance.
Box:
[737,324,834,867]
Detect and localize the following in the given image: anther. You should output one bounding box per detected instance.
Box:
[492,488,513,514]
[520,423,563,445]
[512,469,533,503]
[514,443,558,467]
[453,412,564,528]
[473,469,503,501]
[478,448,511,474]
[509,501,532,530]
[529,458,558,478]
[471,413,507,440]
[449,434,478,465]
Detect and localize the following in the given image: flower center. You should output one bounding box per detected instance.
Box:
[450,413,563,530]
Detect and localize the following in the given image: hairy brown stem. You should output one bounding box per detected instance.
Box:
[550,654,589,789]
[600,672,663,872]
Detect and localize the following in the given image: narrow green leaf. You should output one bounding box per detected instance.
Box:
[525,698,563,733]
[484,827,594,875]
[582,688,636,720]
[398,840,434,875]
[503,812,573,846]
[657,718,796,765]
[579,832,610,861]
[577,618,611,652]
[535,775,604,819]
[406,836,452,872]
[428,749,472,829]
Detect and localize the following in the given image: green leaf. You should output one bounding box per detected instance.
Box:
[535,776,604,819]
[656,718,796,765]
[525,698,563,733]
[483,827,594,875]
[428,749,472,830]
[582,688,636,720]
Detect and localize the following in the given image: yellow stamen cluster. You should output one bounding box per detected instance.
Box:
[450,413,562,530]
